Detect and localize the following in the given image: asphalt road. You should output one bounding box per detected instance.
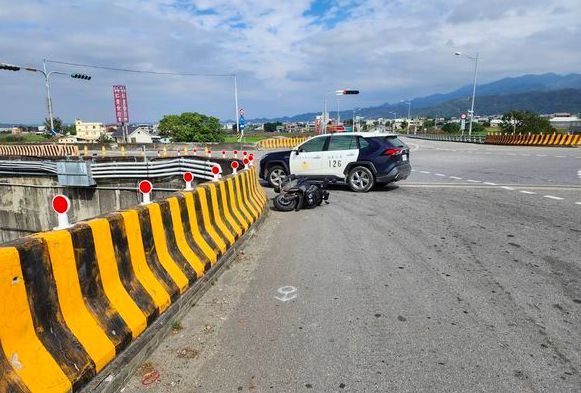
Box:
[122,138,581,392]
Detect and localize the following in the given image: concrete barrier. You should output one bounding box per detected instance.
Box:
[256,136,308,150]
[0,144,79,157]
[485,133,581,146]
[0,167,266,393]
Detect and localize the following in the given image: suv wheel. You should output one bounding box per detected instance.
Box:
[347,166,374,192]
[267,165,287,187]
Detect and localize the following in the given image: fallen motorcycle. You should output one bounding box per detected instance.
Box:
[272,175,330,212]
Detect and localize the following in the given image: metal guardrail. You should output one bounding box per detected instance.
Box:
[90,158,216,180]
[0,160,58,176]
[0,157,219,183]
[405,134,486,144]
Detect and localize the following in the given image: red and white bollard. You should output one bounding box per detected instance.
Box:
[207,150,212,158]
[183,172,194,191]
[248,153,255,167]
[193,148,197,155]
[233,150,238,159]
[243,158,249,170]
[222,150,226,159]
[52,194,71,230]
[157,150,161,157]
[231,160,239,174]
[242,151,248,159]
[139,180,153,205]
[176,149,181,156]
[211,165,221,182]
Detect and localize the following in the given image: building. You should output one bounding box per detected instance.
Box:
[550,116,580,131]
[58,135,78,144]
[112,125,153,143]
[75,119,106,142]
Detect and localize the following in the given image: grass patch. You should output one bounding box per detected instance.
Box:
[0,133,54,143]
[171,321,183,333]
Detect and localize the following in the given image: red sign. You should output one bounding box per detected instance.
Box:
[183,172,194,182]
[51,195,70,214]
[231,161,239,169]
[460,113,467,120]
[138,180,152,194]
[113,85,129,124]
[211,166,220,175]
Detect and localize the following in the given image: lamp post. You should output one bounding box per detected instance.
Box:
[0,60,91,135]
[389,111,397,132]
[400,100,411,134]
[454,51,479,137]
[322,89,359,134]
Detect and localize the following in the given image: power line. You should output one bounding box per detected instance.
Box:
[44,59,235,78]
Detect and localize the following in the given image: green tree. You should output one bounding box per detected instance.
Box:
[500,111,554,134]
[44,117,63,133]
[158,112,224,142]
[441,122,460,133]
[400,120,408,130]
[264,122,283,132]
[62,124,76,135]
[423,119,435,128]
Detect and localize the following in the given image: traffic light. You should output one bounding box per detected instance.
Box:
[0,63,21,71]
[71,73,91,80]
[342,89,359,95]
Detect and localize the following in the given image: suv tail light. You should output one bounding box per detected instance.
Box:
[383,148,402,156]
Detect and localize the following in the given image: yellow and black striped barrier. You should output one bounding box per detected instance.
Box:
[0,167,266,393]
[0,144,79,157]
[257,136,309,150]
[486,133,581,146]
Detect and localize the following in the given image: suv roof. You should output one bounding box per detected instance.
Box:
[308,132,400,139]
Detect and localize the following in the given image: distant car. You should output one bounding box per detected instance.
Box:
[259,132,411,192]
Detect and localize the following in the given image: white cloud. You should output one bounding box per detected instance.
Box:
[0,0,580,123]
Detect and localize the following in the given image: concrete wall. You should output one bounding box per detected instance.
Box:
[0,176,196,243]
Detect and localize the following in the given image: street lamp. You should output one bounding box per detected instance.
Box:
[322,89,359,134]
[454,51,479,137]
[389,111,397,132]
[400,100,411,134]
[0,60,91,135]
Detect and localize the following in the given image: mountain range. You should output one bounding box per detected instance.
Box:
[249,73,581,122]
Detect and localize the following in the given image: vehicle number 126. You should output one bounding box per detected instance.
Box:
[329,160,342,168]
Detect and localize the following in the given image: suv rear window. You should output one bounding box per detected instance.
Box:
[368,136,405,148]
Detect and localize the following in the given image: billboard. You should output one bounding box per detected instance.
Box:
[113,85,129,124]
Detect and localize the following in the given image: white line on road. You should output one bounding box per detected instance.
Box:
[556,155,566,158]
[519,190,536,195]
[467,179,481,183]
[536,154,547,157]
[501,186,516,190]
[420,171,431,174]
[435,173,446,177]
[544,195,564,200]
[576,202,581,205]
[449,176,463,180]
[484,182,497,186]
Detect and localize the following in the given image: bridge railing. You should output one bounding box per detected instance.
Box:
[404,134,486,144]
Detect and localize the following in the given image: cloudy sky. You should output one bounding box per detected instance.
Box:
[1,0,580,124]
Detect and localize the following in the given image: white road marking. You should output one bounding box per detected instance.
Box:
[449,176,463,180]
[501,186,515,190]
[544,195,564,200]
[275,286,298,302]
[411,169,416,172]
[420,171,431,174]
[576,202,581,205]
[467,179,481,183]
[556,155,566,158]
[519,190,536,195]
[536,154,547,157]
[484,182,497,186]
[435,173,446,177]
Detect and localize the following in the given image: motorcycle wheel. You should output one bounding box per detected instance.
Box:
[273,194,299,212]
